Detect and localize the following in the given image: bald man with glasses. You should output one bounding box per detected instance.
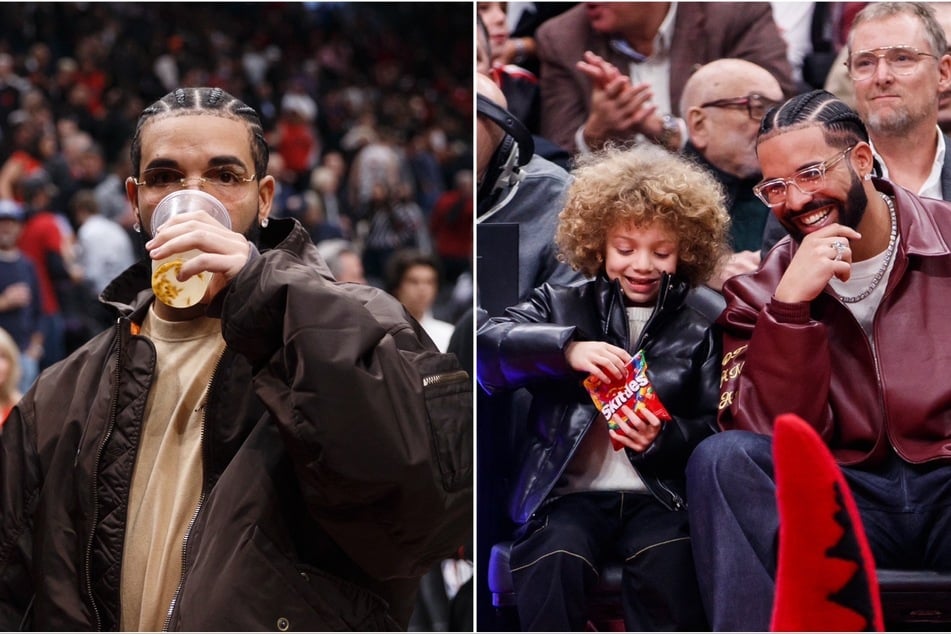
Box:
[679,58,783,290]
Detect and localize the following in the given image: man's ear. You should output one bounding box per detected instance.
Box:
[257,174,276,224]
[850,142,876,176]
[125,176,143,231]
[939,52,951,93]
[685,106,707,150]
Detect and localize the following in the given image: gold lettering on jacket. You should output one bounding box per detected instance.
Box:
[719,390,735,410]
[719,345,748,410]
[720,361,745,387]
[721,345,748,366]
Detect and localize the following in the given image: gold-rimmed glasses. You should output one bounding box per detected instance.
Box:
[846,45,938,80]
[133,166,256,203]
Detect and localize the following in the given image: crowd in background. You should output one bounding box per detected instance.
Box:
[0,2,474,397]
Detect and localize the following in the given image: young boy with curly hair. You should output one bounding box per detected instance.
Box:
[477,143,730,631]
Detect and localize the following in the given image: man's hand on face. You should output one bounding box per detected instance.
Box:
[773,223,862,303]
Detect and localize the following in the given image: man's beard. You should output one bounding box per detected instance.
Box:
[866,106,915,136]
[781,169,868,243]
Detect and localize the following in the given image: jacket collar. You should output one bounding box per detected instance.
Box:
[877,179,951,258]
[593,271,690,327]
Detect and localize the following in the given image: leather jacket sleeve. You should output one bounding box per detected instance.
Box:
[477,284,580,394]
[718,271,836,439]
[219,248,459,580]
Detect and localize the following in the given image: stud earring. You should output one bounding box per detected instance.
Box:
[261,217,269,228]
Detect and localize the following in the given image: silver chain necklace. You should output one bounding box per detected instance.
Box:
[837,192,898,304]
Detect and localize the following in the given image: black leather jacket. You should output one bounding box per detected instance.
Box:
[477,273,724,524]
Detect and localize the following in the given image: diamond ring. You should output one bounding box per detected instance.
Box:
[831,240,846,261]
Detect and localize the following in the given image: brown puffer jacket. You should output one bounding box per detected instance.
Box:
[0,218,472,631]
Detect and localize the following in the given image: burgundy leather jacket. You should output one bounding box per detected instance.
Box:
[719,180,951,467]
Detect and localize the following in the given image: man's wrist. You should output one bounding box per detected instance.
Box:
[657,114,685,152]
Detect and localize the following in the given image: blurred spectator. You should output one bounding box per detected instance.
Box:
[0,326,23,426]
[92,139,136,230]
[535,2,796,155]
[70,188,134,333]
[0,199,42,393]
[316,238,368,284]
[477,12,571,170]
[0,53,28,129]
[430,169,473,288]
[350,141,431,285]
[406,129,447,217]
[70,189,134,296]
[272,91,319,191]
[0,117,47,200]
[933,3,951,133]
[503,2,576,75]
[385,249,454,352]
[478,2,542,133]
[265,151,302,220]
[16,170,79,369]
[310,163,348,236]
[771,2,818,90]
[299,190,345,245]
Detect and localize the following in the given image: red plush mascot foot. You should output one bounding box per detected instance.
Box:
[770,414,884,632]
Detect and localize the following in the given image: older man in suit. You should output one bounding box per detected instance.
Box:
[536,2,796,155]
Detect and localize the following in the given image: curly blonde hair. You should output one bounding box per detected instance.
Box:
[555,144,731,287]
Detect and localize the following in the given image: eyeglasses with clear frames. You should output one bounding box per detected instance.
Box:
[133,166,257,202]
[753,146,855,208]
[846,45,938,80]
[698,93,781,121]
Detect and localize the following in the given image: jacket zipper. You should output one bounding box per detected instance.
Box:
[82,321,124,631]
[162,349,225,631]
[422,369,469,387]
[830,260,899,458]
[617,275,683,510]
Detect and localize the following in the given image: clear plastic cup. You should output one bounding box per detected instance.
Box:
[149,189,232,308]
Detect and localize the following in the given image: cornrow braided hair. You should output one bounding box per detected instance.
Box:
[758,89,869,151]
[130,86,269,180]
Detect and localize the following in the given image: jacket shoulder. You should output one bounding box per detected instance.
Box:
[536,4,588,42]
[684,285,726,324]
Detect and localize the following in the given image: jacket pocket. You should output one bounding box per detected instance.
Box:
[416,351,473,493]
[239,526,398,631]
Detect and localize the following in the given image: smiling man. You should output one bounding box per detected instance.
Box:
[684,89,951,630]
[848,2,951,198]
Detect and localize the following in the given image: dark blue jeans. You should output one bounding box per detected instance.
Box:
[510,491,708,631]
[686,430,951,631]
